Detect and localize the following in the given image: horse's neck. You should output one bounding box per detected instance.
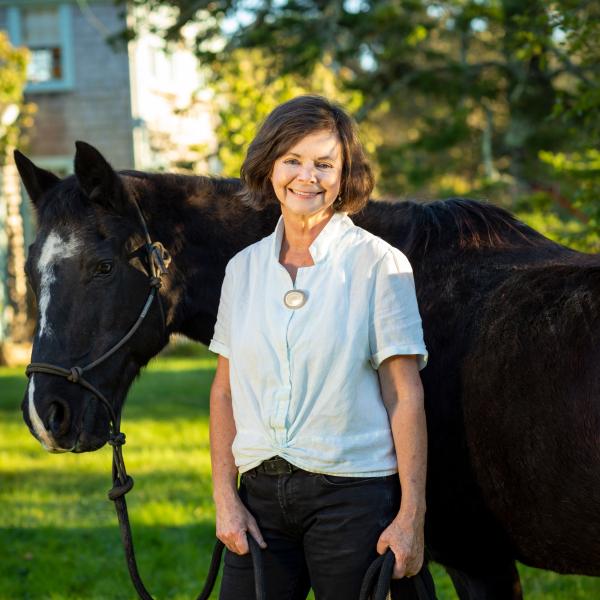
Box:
[145,175,279,344]
[354,201,420,255]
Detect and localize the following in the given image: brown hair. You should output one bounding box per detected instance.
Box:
[239,95,374,214]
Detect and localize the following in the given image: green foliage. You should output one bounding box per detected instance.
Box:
[122,1,600,248]
[1,350,600,598]
[209,50,366,177]
[517,149,600,251]
[0,32,34,162]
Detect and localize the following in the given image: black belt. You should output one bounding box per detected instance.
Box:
[251,456,301,475]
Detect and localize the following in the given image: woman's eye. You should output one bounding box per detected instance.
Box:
[95,261,113,276]
[317,163,332,169]
[284,158,299,165]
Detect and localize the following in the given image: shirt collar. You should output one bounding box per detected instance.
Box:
[271,211,351,264]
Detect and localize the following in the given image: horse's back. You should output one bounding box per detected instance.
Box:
[462,260,600,574]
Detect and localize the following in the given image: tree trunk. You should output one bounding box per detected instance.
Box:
[0,152,31,364]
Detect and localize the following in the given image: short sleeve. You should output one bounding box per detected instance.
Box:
[208,261,233,358]
[369,248,428,370]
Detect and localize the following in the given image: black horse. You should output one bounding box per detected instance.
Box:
[15,142,600,599]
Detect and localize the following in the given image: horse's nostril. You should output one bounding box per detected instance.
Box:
[47,400,70,437]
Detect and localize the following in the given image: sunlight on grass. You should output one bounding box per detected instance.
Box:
[1,346,598,599]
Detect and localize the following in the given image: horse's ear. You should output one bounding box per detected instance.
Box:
[74,141,126,213]
[13,150,61,206]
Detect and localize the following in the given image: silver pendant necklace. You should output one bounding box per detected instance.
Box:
[283,289,307,309]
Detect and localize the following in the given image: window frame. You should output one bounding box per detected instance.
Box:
[7,3,75,93]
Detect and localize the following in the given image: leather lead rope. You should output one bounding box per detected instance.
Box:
[359,550,436,600]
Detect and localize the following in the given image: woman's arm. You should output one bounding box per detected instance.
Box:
[376,354,427,578]
[209,355,266,554]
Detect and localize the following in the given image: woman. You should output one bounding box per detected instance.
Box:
[209,95,429,600]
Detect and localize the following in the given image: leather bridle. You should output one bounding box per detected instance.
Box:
[26,197,170,464]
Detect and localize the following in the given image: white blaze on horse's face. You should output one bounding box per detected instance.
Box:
[28,229,81,452]
[27,375,69,452]
[37,230,81,340]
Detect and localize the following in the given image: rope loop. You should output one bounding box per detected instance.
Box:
[109,432,127,447]
[108,475,134,501]
[150,241,171,275]
[67,366,83,383]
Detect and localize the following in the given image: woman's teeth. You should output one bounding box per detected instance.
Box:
[290,189,320,197]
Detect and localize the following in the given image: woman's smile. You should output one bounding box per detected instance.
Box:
[288,188,323,199]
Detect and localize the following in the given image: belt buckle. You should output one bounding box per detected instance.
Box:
[263,456,292,475]
[264,459,279,474]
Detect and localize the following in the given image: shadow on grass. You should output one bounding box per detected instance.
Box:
[0,522,221,600]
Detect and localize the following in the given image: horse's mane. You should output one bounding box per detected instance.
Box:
[37,170,244,224]
[120,170,242,197]
[408,197,563,254]
[39,172,571,259]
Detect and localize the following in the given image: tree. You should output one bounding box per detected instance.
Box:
[0,32,35,362]
[207,49,367,177]
[124,0,600,248]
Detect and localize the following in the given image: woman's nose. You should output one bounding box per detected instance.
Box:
[297,164,317,182]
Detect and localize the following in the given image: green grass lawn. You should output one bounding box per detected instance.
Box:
[1,345,598,599]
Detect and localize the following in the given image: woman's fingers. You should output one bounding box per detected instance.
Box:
[392,548,424,578]
[376,532,389,556]
[390,549,408,578]
[217,527,248,554]
[236,529,249,555]
[247,515,268,549]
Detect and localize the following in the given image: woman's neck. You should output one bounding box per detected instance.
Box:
[279,207,334,282]
[280,206,334,253]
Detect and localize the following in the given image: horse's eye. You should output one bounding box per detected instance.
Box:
[95,261,113,276]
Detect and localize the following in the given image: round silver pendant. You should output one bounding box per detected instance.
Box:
[283,289,307,309]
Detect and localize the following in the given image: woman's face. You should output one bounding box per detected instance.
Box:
[270,129,343,219]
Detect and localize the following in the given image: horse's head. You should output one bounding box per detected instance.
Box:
[16,142,170,453]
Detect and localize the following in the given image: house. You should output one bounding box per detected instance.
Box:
[0,0,215,360]
[1,0,215,175]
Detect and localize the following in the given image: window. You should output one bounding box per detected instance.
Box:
[7,4,74,92]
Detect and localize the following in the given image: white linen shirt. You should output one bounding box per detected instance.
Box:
[209,211,428,476]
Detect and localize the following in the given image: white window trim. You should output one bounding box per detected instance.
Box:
[7,4,75,93]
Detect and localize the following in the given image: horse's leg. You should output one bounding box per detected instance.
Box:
[445,560,522,600]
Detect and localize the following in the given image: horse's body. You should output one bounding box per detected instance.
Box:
[15,143,600,599]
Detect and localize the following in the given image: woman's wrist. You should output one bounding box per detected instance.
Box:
[397,499,426,525]
[212,475,240,504]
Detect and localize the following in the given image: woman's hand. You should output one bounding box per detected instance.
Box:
[376,514,425,578]
[215,493,267,555]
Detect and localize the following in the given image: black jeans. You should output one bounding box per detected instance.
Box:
[219,461,434,600]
